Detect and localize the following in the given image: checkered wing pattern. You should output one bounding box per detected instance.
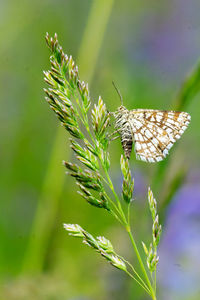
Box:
[128,109,191,162]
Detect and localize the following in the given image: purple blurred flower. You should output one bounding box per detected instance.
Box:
[158,170,200,299]
[126,0,200,81]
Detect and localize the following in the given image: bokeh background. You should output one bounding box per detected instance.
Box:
[1,0,200,299]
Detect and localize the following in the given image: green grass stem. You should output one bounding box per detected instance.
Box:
[127,227,156,300]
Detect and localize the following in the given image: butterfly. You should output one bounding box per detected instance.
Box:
[114,105,191,162]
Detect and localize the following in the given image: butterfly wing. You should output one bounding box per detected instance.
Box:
[128,109,191,162]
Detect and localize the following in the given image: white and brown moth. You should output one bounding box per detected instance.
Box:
[112,84,191,163]
[114,106,191,162]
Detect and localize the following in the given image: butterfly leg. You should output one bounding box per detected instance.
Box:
[106,130,120,141]
[110,135,120,141]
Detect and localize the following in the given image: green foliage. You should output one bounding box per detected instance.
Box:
[2,2,200,299]
[44,33,163,300]
[45,33,111,212]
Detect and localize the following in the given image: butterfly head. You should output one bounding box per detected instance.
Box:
[117,105,127,112]
[114,105,129,122]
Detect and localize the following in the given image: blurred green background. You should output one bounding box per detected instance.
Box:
[1,0,200,299]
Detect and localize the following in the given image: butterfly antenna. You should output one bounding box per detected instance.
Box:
[112,81,123,106]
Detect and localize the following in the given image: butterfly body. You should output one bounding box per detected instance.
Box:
[114,105,191,162]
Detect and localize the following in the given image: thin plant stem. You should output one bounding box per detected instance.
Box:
[103,167,127,224]
[117,254,150,294]
[125,270,151,295]
[127,228,156,300]
[109,210,124,225]
[127,202,131,226]
[104,176,127,226]
[154,270,157,295]
[105,193,123,218]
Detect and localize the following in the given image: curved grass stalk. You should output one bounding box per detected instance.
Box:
[22,0,115,273]
[127,228,157,300]
[125,269,151,295]
[117,254,151,294]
